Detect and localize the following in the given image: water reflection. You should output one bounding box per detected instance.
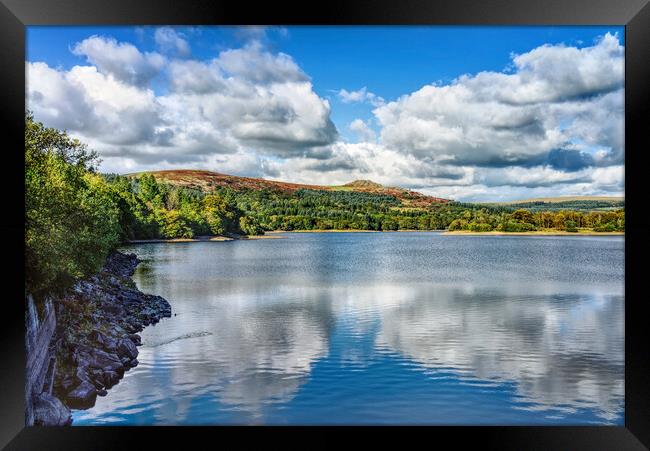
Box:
[373,286,624,421]
[72,233,624,425]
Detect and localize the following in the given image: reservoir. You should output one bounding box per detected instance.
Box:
[72,232,624,425]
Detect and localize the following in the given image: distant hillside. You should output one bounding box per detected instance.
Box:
[126,169,450,207]
[483,196,624,212]
[498,196,624,204]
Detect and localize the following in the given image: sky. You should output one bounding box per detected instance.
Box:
[26,26,625,202]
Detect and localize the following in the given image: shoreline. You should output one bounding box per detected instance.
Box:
[125,234,283,244]
[28,252,173,425]
[126,229,625,241]
[267,229,444,234]
[443,230,624,236]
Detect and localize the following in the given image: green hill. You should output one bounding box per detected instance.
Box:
[482,196,624,212]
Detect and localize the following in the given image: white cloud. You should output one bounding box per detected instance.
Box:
[154,27,191,57]
[217,41,309,84]
[374,33,624,170]
[338,87,385,107]
[27,62,163,146]
[72,36,165,87]
[349,119,376,142]
[28,36,338,174]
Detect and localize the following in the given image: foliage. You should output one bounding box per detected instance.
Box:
[503,199,625,212]
[26,113,120,296]
[26,116,263,296]
[226,189,624,234]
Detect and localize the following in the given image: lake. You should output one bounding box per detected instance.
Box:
[72,232,624,425]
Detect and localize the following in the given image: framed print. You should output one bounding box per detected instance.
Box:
[1,0,649,449]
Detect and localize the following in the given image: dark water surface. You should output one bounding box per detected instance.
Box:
[73,232,624,425]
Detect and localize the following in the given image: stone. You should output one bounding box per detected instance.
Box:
[117,338,138,360]
[89,330,118,352]
[59,375,76,393]
[66,381,97,409]
[86,349,123,373]
[101,370,120,388]
[128,334,142,346]
[38,251,171,417]
[33,392,72,426]
[75,366,90,384]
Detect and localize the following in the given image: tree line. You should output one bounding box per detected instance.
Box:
[227,188,624,233]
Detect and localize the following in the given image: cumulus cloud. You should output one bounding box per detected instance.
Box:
[374,33,624,171]
[27,62,163,146]
[72,36,165,87]
[349,119,376,142]
[154,27,191,57]
[28,35,338,173]
[338,86,385,107]
[217,41,309,84]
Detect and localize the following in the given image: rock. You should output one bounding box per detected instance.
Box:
[86,349,124,373]
[88,369,105,389]
[128,334,142,346]
[66,381,97,409]
[101,370,120,388]
[45,251,171,414]
[33,392,72,426]
[75,366,90,384]
[100,301,124,316]
[59,374,77,393]
[89,330,118,352]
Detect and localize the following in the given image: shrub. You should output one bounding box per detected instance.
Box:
[594,222,616,232]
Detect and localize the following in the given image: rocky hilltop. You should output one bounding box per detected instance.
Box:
[128,169,451,207]
[28,252,171,425]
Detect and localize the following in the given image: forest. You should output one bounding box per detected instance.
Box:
[224,188,624,233]
[25,114,625,297]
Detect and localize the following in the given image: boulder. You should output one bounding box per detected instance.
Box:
[33,392,72,426]
[117,338,139,360]
[101,370,120,388]
[86,349,123,373]
[128,334,142,346]
[59,374,77,393]
[66,381,97,409]
[89,330,118,352]
[75,366,90,384]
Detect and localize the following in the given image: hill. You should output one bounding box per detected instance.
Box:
[482,196,624,212]
[126,169,451,207]
[497,196,624,204]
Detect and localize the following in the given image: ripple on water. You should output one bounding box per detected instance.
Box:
[69,233,626,425]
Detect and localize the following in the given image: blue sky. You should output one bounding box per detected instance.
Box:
[26,26,625,201]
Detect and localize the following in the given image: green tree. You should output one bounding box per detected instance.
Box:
[25,113,121,296]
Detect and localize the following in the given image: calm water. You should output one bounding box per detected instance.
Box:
[73,232,624,425]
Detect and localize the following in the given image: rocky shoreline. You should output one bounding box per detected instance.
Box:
[30,251,172,425]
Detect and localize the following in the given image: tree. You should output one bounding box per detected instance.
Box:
[239,216,263,235]
[26,113,121,296]
[157,210,193,239]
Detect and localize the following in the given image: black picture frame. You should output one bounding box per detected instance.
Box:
[1,0,648,449]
